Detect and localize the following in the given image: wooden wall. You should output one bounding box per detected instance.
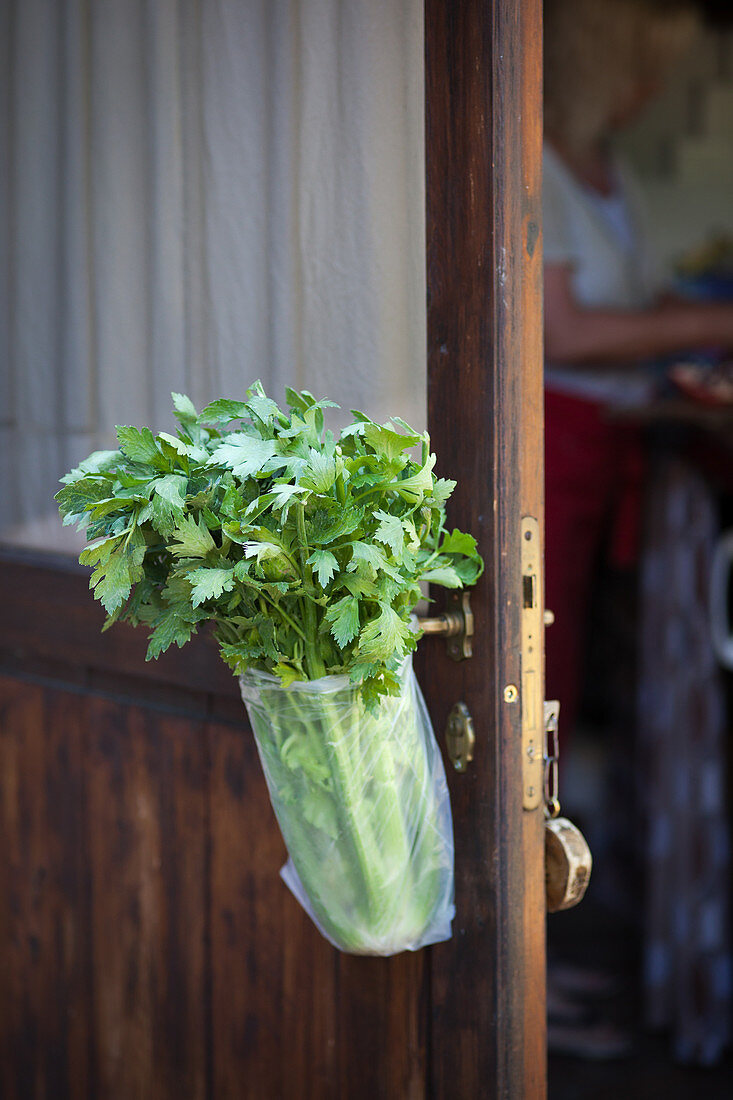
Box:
[0,552,427,1100]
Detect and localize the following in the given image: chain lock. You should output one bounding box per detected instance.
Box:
[542,698,593,911]
[543,700,561,819]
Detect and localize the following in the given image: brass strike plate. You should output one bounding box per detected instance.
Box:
[521,516,543,810]
[445,702,475,772]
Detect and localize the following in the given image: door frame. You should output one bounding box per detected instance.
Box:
[423,2,546,1095]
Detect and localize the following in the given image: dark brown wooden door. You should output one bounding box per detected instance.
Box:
[0,2,545,1097]
[423,1,546,1096]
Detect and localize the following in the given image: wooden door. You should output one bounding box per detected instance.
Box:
[423,1,546,1096]
[0,2,545,1097]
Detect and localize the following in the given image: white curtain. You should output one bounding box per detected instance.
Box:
[0,0,426,544]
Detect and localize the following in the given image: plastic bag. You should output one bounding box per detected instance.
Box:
[239,657,454,955]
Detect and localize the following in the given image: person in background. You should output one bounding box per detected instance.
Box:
[543,0,733,1058]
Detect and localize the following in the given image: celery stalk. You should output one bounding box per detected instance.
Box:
[241,661,453,955]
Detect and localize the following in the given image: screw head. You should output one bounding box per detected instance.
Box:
[504,684,519,703]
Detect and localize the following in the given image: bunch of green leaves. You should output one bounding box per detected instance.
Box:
[56,382,483,704]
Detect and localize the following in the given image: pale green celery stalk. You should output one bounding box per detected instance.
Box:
[356,682,443,945]
[283,689,391,948]
[351,702,418,941]
[332,683,444,949]
[248,686,368,951]
[252,672,441,953]
[294,502,327,681]
[388,687,446,934]
[317,696,396,923]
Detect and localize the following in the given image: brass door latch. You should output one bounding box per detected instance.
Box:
[521,516,544,809]
[416,590,474,661]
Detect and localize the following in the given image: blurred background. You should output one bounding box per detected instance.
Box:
[542,0,733,1094]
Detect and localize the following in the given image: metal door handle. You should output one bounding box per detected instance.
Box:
[416,591,473,661]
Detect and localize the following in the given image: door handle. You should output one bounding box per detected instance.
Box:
[416,590,474,661]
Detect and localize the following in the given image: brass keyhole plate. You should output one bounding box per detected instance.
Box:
[445,701,475,772]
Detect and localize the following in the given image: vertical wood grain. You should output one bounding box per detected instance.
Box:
[0,669,429,1099]
[424,1,546,1096]
[85,697,207,1100]
[0,677,92,1100]
[506,3,547,1094]
[492,0,547,1093]
[336,951,428,1099]
[207,718,340,1099]
[208,713,428,1099]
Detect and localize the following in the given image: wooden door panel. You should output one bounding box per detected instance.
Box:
[0,676,211,1100]
[335,952,427,1100]
[0,663,429,1100]
[0,678,92,1100]
[207,716,340,1100]
[208,716,426,1099]
[85,698,208,1100]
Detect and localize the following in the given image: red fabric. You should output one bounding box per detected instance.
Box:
[544,389,644,740]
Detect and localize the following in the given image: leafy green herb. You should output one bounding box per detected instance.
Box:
[57,381,484,704]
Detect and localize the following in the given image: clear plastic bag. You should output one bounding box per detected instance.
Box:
[239,657,454,956]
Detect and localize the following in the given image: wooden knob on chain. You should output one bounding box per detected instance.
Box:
[545,817,592,912]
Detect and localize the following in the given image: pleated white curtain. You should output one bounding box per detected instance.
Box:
[0,0,426,543]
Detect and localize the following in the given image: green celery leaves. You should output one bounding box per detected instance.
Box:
[56,381,484,700]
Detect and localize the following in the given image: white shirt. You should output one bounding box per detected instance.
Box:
[543,143,665,407]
